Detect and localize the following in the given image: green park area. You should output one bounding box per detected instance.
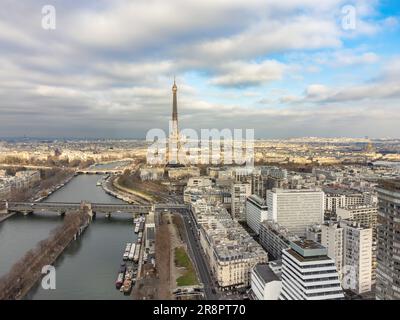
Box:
[174,247,199,287]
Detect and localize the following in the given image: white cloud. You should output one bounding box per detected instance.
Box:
[279,58,400,105]
[305,84,331,99]
[210,60,285,87]
[0,0,397,138]
[333,51,379,66]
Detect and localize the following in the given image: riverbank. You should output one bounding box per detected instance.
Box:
[0,212,16,223]
[17,220,89,300]
[0,172,134,300]
[114,176,154,202]
[0,210,90,300]
[101,176,153,204]
[101,176,142,204]
[32,173,75,203]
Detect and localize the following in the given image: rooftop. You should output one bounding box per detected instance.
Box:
[253,264,280,283]
[322,186,362,196]
[292,240,325,250]
[247,194,267,207]
[289,240,328,260]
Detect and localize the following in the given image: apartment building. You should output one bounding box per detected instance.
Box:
[323,187,366,214]
[186,176,213,188]
[184,184,231,212]
[336,205,378,229]
[192,201,268,290]
[0,170,40,200]
[321,220,373,294]
[199,217,268,290]
[231,183,251,221]
[376,179,400,300]
[337,205,378,283]
[321,222,344,280]
[0,181,11,200]
[259,220,300,260]
[342,221,373,294]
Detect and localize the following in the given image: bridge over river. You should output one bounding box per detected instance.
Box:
[2,201,188,216]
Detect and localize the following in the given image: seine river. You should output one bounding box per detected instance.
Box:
[0,168,137,299]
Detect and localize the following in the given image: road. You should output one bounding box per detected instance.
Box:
[160,207,219,300]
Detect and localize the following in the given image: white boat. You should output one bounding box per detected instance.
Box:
[134,244,140,262]
[128,243,136,261]
[123,243,131,260]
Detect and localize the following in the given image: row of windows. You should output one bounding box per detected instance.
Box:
[282,263,340,286]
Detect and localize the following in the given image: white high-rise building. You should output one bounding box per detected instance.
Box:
[321,220,373,294]
[337,205,377,284]
[246,194,268,234]
[231,183,251,221]
[280,240,344,300]
[341,221,373,294]
[267,188,325,236]
[336,205,377,229]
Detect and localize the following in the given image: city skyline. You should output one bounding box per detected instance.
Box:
[2,0,400,305]
[1,1,399,139]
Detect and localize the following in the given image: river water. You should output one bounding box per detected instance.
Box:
[0,173,137,300]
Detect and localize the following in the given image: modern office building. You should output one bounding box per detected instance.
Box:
[267,188,324,236]
[376,179,400,300]
[279,240,344,300]
[246,194,268,234]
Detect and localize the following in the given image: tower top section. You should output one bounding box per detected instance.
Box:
[172,78,178,121]
[172,77,177,92]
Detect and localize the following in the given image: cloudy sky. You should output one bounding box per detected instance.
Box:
[0,0,399,139]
